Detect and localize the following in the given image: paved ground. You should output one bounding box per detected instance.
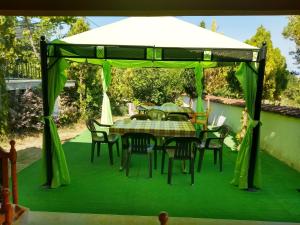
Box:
[27,211,300,225]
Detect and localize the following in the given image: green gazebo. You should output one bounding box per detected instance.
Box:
[40,17,266,190]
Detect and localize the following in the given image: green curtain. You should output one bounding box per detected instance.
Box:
[195,64,204,113]
[42,46,71,188]
[231,62,261,189]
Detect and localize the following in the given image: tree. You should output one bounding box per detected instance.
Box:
[0,70,8,139]
[211,19,218,32]
[130,68,184,105]
[246,26,288,100]
[199,20,206,28]
[17,16,77,61]
[67,17,90,36]
[282,16,300,68]
[281,72,300,107]
[0,17,17,138]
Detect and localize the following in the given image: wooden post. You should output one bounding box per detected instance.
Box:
[248,43,267,190]
[40,36,53,187]
[158,211,168,225]
[2,188,13,225]
[9,141,18,204]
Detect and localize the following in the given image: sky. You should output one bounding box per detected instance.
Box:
[86,16,298,73]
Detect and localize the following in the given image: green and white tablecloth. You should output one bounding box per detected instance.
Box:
[141,105,194,114]
[110,119,196,137]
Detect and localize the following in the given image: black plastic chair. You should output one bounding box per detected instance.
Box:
[86,119,120,165]
[122,132,157,178]
[165,113,189,121]
[147,109,166,121]
[196,125,230,172]
[130,114,151,120]
[161,137,200,185]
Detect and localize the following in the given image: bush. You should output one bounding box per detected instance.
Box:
[9,88,43,133]
[58,87,81,126]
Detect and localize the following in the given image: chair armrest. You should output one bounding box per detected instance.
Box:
[93,120,112,127]
[91,130,108,141]
[198,129,217,140]
[205,137,224,148]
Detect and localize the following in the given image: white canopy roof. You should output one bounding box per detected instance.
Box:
[62,17,257,50]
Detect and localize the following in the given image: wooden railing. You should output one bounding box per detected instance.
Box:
[0,140,20,225]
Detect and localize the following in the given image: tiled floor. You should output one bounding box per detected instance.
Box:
[27,211,300,225]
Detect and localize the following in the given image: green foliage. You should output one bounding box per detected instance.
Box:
[211,19,218,32]
[282,16,300,68]
[0,16,80,79]
[0,71,8,139]
[181,69,197,99]
[108,68,134,115]
[281,73,300,107]
[9,89,43,133]
[58,87,81,126]
[130,68,184,105]
[246,26,289,100]
[204,66,243,98]
[67,62,102,119]
[67,17,89,36]
[199,20,206,28]
[0,17,19,74]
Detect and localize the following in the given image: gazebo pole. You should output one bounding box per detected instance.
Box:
[248,43,267,190]
[40,36,52,187]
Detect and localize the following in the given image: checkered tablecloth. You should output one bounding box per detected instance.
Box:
[142,105,194,114]
[110,119,196,137]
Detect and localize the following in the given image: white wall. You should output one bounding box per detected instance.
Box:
[209,101,300,172]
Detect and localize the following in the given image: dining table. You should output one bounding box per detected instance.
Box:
[110,119,196,170]
[137,105,194,115]
[110,119,196,138]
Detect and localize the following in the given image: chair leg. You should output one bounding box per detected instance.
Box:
[214,150,217,165]
[197,149,205,172]
[108,144,114,165]
[168,158,173,185]
[116,140,120,157]
[191,158,195,185]
[126,152,131,177]
[149,153,153,178]
[97,142,101,156]
[182,160,187,173]
[91,142,96,162]
[219,148,223,172]
[154,148,157,170]
[161,150,165,174]
[120,148,126,170]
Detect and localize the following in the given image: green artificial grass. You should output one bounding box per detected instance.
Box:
[18,130,300,222]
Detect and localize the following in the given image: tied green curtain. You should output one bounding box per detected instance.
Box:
[231,62,261,189]
[100,61,113,125]
[195,64,204,113]
[42,47,70,188]
[194,64,204,133]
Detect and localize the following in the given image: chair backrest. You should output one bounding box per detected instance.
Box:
[122,133,157,154]
[218,125,230,139]
[165,113,189,121]
[161,102,177,108]
[216,115,226,127]
[86,119,107,141]
[130,114,151,120]
[190,111,208,130]
[147,109,166,121]
[163,137,200,160]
